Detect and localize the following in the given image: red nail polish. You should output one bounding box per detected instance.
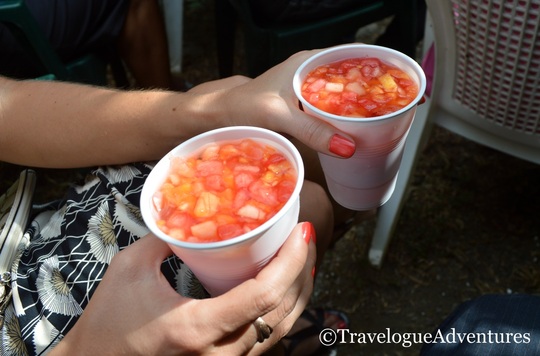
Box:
[302,222,314,244]
[329,134,355,158]
[311,266,316,278]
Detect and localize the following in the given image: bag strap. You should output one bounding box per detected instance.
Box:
[0,169,36,327]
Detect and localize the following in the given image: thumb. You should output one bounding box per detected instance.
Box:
[288,112,356,159]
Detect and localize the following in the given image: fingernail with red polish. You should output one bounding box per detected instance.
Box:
[329,134,355,158]
[302,222,314,244]
[311,266,316,278]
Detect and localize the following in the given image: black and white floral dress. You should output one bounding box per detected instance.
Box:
[1,164,207,355]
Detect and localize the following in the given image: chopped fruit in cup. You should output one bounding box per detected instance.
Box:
[301,57,419,117]
[153,139,297,243]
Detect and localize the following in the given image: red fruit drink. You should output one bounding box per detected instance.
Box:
[301,57,419,118]
[152,138,297,243]
[293,45,426,212]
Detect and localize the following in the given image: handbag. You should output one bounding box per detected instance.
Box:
[0,169,36,327]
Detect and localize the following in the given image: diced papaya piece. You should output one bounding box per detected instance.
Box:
[169,228,187,241]
[190,221,218,240]
[219,144,241,160]
[267,160,292,176]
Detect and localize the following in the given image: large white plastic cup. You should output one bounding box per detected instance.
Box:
[293,44,426,210]
[140,126,304,296]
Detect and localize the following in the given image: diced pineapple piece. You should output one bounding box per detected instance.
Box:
[194,191,220,217]
[346,67,361,80]
[237,204,266,220]
[378,73,398,92]
[325,82,344,92]
[345,82,366,95]
[201,144,220,161]
[170,157,196,178]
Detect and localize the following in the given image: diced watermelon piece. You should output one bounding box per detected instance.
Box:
[205,174,226,192]
[196,160,223,177]
[277,180,296,203]
[307,78,327,93]
[248,180,279,206]
[233,188,250,210]
[234,172,256,188]
[165,212,195,229]
[217,223,244,240]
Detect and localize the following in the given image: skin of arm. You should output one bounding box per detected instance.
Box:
[0,49,355,169]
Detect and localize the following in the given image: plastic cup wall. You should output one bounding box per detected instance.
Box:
[141,127,304,296]
[293,44,426,210]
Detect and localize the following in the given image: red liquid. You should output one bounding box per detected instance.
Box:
[153,139,297,243]
[301,57,419,117]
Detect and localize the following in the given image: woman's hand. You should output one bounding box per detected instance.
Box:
[189,48,356,159]
[50,222,316,355]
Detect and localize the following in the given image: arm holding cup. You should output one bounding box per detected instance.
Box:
[49,222,316,356]
[0,50,354,169]
[0,47,341,355]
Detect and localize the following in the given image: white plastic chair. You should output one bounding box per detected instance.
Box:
[369,0,540,267]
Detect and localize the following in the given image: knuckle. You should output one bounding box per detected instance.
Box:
[253,283,283,313]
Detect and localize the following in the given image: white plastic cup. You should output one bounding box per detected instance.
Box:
[140,126,304,296]
[293,44,426,210]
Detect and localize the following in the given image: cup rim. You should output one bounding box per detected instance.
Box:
[293,44,427,122]
[140,126,305,250]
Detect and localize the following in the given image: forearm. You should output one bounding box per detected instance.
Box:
[0,77,225,168]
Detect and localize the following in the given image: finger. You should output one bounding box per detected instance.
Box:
[198,222,315,334]
[248,270,314,355]
[118,233,173,268]
[257,50,357,158]
[287,113,356,159]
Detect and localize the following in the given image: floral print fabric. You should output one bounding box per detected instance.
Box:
[1,164,207,355]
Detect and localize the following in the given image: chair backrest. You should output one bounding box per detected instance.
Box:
[0,0,127,86]
[427,0,540,162]
[218,0,419,77]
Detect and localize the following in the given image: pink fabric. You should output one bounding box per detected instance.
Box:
[421,42,435,97]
